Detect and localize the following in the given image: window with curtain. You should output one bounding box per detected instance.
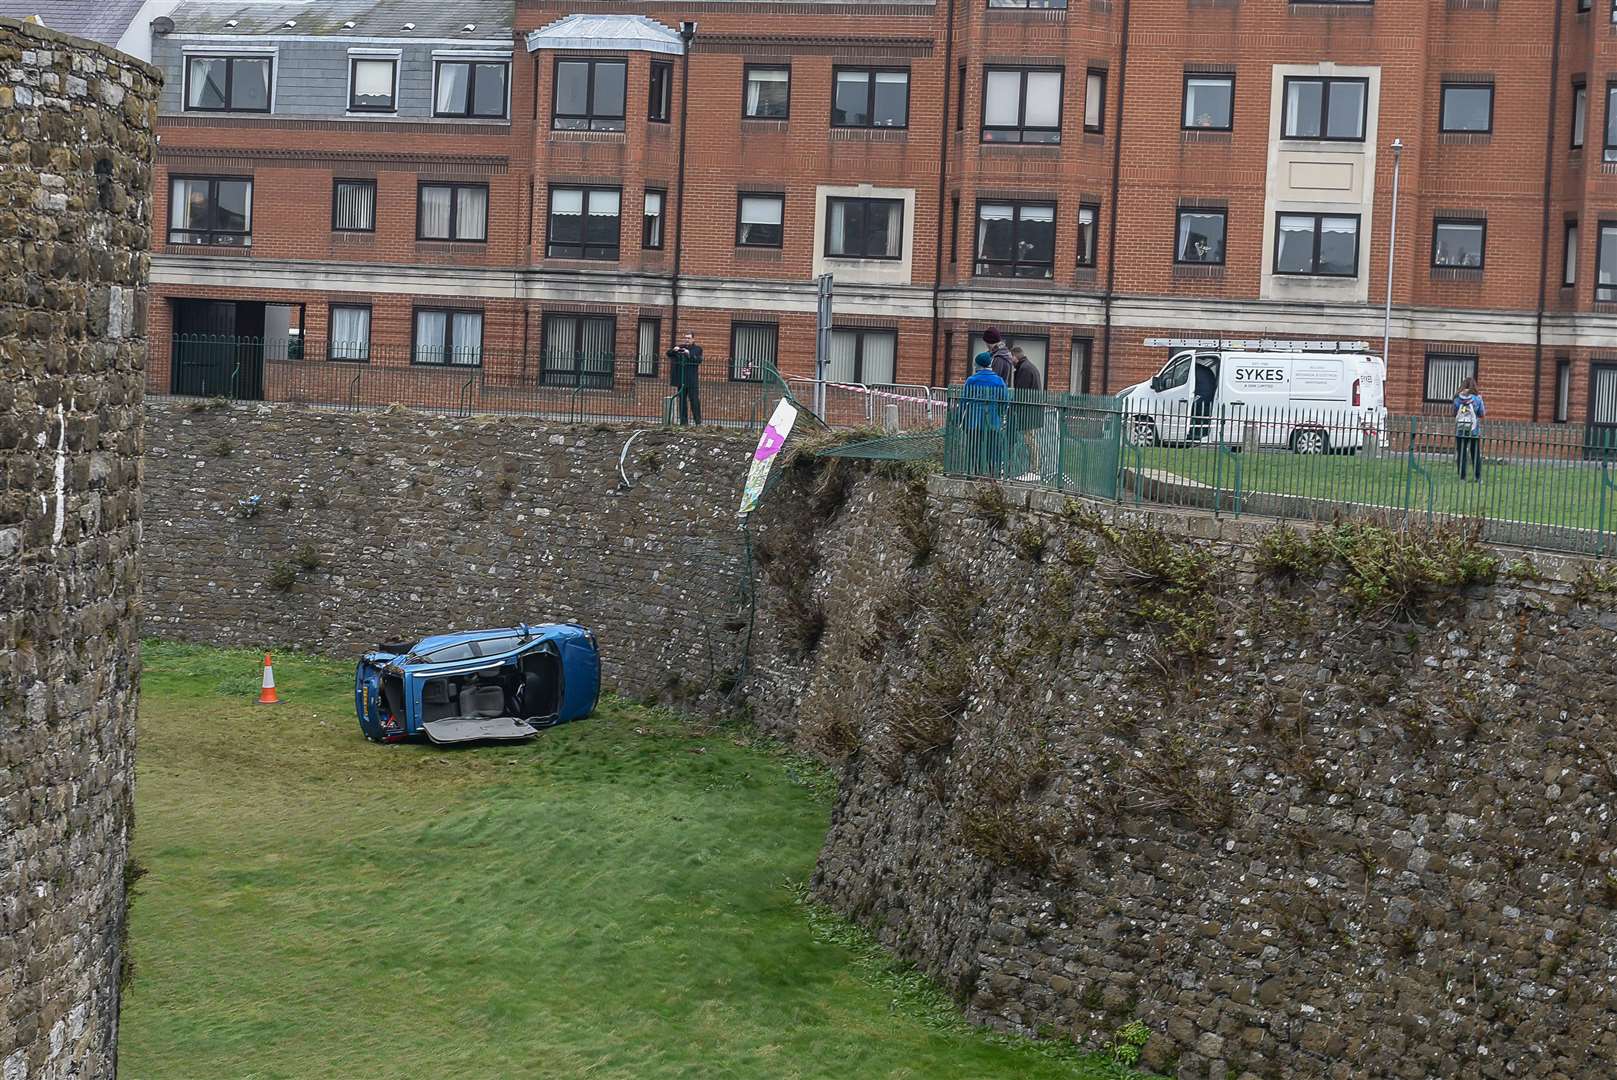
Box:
[417,183,487,241]
[981,67,1062,143]
[744,66,789,118]
[1274,213,1359,276]
[649,61,672,122]
[553,59,627,131]
[1077,203,1098,266]
[1423,353,1476,403]
[1070,339,1092,394]
[332,179,376,232]
[548,186,621,260]
[1432,218,1485,269]
[1282,77,1367,141]
[737,194,784,247]
[168,177,252,245]
[1175,208,1225,265]
[637,317,660,377]
[1593,365,1617,427]
[1573,81,1587,148]
[643,190,664,249]
[434,61,508,118]
[413,309,483,366]
[975,201,1055,278]
[1597,221,1617,300]
[988,0,1067,8]
[185,56,271,112]
[825,197,903,259]
[831,69,908,128]
[1606,84,1617,162]
[1084,70,1105,132]
[828,329,897,385]
[730,322,777,381]
[1555,360,1571,423]
[349,57,396,111]
[1183,74,1234,130]
[542,314,615,386]
[1565,221,1579,286]
[329,306,371,361]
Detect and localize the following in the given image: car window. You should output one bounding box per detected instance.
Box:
[413,634,527,663]
[1160,354,1192,390]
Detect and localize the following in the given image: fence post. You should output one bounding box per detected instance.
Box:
[1402,415,1417,520]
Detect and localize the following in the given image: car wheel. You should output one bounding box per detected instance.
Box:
[1291,428,1329,455]
[1128,416,1158,447]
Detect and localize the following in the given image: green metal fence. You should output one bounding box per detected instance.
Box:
[941,389,1617,557]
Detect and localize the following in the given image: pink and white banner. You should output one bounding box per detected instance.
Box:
[738,398,798,516]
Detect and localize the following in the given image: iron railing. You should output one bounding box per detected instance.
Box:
[152,335,789,429]
[941,389,1617,557]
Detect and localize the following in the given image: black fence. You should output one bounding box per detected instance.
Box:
[153,336,788,428]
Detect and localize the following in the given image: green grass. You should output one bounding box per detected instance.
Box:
[123,642,1151,1080]
[1124,442,1617,536]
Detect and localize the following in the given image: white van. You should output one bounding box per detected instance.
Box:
[1119,341,1387,454]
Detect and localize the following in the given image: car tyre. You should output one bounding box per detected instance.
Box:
[1291,428,1329,455]
[1128,416,1158,447]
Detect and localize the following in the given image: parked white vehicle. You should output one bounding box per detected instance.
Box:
[1119,339,1388,454]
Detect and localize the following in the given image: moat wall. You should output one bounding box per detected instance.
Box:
[137,401,1617,1079]
[0,18,157,1080]
[741,464,1617,1080]
[139,401,755,704]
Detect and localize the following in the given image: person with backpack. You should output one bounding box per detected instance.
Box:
[959,352,1009,478]
[1453,377,1485,481]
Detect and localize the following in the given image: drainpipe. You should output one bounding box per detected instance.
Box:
[669,21,697,348]
[927,0,959,388]
[1531,0,1565,423]
[1098,0,1132,395]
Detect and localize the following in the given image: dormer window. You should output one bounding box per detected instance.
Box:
[184,55,272,113]
[434,60,509,119]
[349,57,397,112]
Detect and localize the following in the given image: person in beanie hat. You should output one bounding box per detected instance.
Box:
[1007,345,1044,480]
[983,326,1014,383]
[957,351,1008,477]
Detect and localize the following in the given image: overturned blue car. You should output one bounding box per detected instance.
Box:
[355,624,600,745]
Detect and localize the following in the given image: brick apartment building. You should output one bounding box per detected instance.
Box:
[141,0,1617,429]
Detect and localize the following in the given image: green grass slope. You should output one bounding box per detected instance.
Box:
[122,643,1151,1080]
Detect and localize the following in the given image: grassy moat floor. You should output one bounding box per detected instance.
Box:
[121,643,1154,1080]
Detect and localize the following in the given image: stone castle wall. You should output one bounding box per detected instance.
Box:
[139,402,756,704]
[0,18,157,1080]
[740,466,1617,1080]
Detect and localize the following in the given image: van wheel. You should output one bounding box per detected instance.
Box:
[1127,416,1158,447]
[1291,428,1329,455]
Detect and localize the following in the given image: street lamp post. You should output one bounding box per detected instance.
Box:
[1382,138,1403,371]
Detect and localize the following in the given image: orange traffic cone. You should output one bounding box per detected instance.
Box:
[256,653,281,705]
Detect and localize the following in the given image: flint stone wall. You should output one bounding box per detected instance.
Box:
[742,469,1617,1080]
[0,18,157,1080]
[140,402,754,702]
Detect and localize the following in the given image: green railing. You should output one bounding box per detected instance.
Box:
[942,389,1617,557]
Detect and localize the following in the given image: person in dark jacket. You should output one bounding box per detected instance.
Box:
[1008,346,1044,480]
[983,326,1014,384]
[669,331,703,425]
[1453,377,1485,481]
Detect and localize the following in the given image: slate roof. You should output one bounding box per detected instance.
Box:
[525,14,683,55]
[164,0,513,39]
[0,0,147,46]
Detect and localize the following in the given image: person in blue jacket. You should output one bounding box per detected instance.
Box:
[961,352,1009,478]
[1453,377,1485,482]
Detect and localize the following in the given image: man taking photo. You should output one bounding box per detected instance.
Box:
[669,330,703,426]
